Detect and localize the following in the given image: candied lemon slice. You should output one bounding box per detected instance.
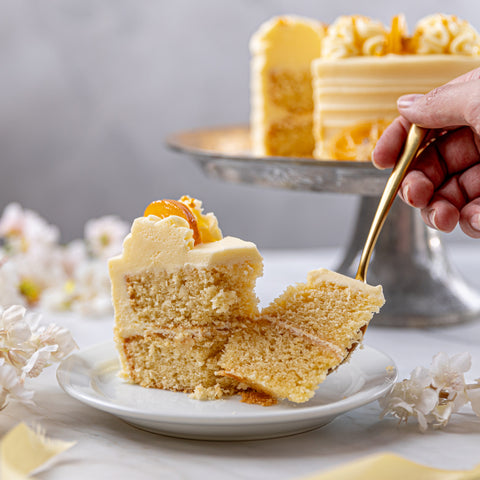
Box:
[387,14,408,54]
[144,199,201,245]
[179,196,223,243]
[329,120,390,161]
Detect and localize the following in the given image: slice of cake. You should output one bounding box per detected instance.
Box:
[109,197,384,404]
[218,269,385,403]
[312,14,480,160]
[109,196,263,399]
[250,16,325,157]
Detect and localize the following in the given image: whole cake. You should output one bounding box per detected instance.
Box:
[109,197,385,403]
[251,13,480,161]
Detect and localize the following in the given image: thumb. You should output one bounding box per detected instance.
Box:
[397,79,480,135]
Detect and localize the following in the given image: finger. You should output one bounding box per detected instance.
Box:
[400,127,480,208]
[446,66,480,85]
[435,126,480,175]
[459,198,480,238]
[372,116,411,169]
[421,198,460,233]
[397,80,480,134]
[458,162,480,204]
[400,170,435,208]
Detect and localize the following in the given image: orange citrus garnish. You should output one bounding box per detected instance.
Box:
[387,14,408,54]
[329,120,390,161]
[144,199,201,245]
[179,195,222,243]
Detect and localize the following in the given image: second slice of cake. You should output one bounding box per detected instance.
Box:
[219,269,384,403]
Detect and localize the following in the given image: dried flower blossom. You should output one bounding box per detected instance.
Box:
[85,215,128,260]
[0,359,34,410]
[0,305,77,410]
[0,203,59,253]
[380,352,480,431]
[0,203,128,316]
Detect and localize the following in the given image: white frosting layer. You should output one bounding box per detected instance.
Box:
[109,215,262,275]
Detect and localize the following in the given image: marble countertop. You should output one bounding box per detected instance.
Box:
[2,244,480,480]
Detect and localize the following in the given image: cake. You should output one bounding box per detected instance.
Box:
[218,269,384,403]
[250,16,325,157]
[312,14,480,160]
[250,13,480,161]
[109,197,384,403]
[109,197,263,399]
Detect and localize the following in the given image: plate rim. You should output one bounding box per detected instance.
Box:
[57,341,397,426]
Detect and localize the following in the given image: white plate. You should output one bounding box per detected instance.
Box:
[56,342,397,441]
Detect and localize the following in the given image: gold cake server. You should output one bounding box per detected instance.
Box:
[355,124,427,283]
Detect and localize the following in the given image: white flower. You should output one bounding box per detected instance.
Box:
[60,239,88,277]
[1,204,120,315]
[0,358,34,410]
[0,304,77,409]
[0,305,77,376]
[0,259,25,308]
[41,259,113,316]
[71,259,113,315]
[0,203,59,253]
[380,352,480,431]
[84,216,128,260]
[429,351,471,417]
[380,366,438,431]
[21,344,58,379]
[33,323,78,362]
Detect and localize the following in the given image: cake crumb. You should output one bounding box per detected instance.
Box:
[189,384,224,401]
[241,389,277,407]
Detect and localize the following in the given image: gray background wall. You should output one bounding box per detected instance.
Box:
[2,0,480,250]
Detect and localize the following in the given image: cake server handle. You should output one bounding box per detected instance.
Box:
[355,124,427,283]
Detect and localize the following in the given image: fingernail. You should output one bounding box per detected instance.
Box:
[403,185,413,206]
[471,214,480,231]
[397,94,424,109]
[428,210,438,229]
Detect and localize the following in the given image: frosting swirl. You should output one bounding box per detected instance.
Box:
[322,15,387,58]
[412,14,480,55]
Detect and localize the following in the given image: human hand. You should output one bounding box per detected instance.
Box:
[372,68,480,238]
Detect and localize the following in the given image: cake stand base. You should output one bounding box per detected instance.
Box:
[337,196,480,327]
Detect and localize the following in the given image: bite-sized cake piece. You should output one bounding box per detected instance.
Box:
[219,268,385,403]
[109,197,263,398]
[250,16,325,157]
[312,14,480,161]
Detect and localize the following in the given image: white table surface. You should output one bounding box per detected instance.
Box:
[3,244,480,480]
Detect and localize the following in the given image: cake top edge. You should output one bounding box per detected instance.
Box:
[252,13,480,58]
[307,268,385,299]
[108,197,263,271]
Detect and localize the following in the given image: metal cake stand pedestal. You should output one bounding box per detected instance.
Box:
[166,126,480,327]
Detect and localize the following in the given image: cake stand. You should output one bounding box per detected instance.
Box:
[166,125,480,327]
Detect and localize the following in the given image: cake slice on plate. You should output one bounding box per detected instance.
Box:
[109,196,263,399]
[218,269,384,403]
[109,197,384,403]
